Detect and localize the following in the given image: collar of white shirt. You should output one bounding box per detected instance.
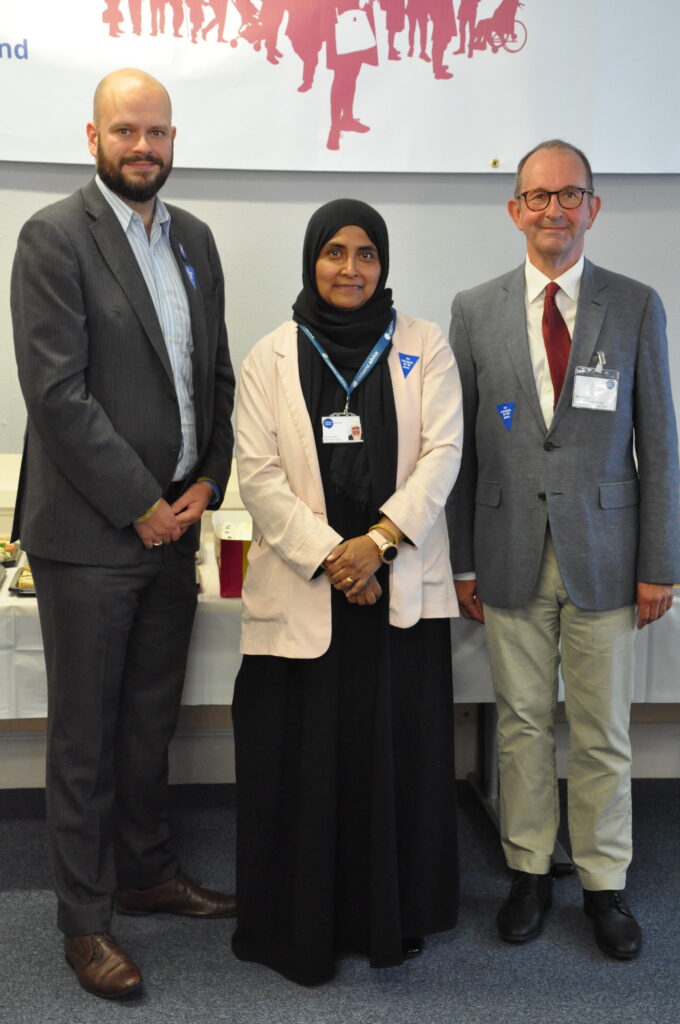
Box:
[94,174,171,238]
[524,253,585,306]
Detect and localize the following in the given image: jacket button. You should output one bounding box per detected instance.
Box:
[538,492,546,501]
[544,441,554,451]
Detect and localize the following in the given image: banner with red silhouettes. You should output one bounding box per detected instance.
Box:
[1,0,678,172]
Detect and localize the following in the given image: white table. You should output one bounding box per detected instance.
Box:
[0,554,242,719]
[1,555,677,720]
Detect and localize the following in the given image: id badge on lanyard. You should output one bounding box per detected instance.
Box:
[298,310,396,444]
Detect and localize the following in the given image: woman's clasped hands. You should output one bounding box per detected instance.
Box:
[323,535,383,605]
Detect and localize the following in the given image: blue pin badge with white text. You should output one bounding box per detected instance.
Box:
[497,402,515,432]
[399,353,419,378]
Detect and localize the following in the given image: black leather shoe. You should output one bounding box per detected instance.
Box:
[497,870,552,943]
[402,937,424,958]
[116,872,236,918]
[583,889,642,959]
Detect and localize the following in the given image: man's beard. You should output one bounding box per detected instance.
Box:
[97,141,173,203]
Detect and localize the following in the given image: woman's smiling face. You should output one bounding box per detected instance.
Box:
[315,225,381,310]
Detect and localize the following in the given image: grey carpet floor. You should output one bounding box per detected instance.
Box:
[0,781,678,1024]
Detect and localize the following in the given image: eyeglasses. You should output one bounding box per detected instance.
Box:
[515,187,594,212]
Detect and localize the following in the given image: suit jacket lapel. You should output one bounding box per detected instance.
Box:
[503,267,546,431]
[550,258,608,431]
[275,324,328,513]
[83,180,175,384]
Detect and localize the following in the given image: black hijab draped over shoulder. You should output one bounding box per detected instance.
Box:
[293,198,397,513]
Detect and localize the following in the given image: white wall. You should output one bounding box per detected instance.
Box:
[1,161,679,454]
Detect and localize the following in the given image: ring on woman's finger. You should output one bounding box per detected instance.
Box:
[153,540,163,546]
[345,576,354,584]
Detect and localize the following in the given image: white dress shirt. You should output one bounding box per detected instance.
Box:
[524,254,584,428]
[95,175,197,480]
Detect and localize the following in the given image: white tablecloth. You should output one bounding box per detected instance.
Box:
[1,558,677,719]
[0,555,242,718]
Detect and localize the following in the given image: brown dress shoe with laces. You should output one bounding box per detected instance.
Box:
[115,871,236,918]
[64,932,142,999]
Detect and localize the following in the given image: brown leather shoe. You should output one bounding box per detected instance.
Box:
[64,932,142,999]
[116,871,236,918]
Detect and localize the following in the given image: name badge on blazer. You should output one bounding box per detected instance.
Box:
[573,364,619,412]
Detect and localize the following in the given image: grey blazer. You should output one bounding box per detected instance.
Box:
[11,179,235,565]
[448,259,680,611]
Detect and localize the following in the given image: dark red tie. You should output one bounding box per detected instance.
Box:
[542,282,571,406]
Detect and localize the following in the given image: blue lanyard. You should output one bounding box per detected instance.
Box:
[298,309,396,412]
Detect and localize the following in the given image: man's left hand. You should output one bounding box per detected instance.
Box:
[171,481,214,530]
[635,581,674,629]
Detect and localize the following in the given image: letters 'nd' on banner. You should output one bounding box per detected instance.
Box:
[1,0,678,173]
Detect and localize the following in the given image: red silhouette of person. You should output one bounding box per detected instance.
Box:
[128,0,143,34]
[150,0,166,34]
[286,0,325,92]
[379,0,406,60]
[260,0,287,63]
[203,0,229,40]
[325,0,378,151]
[166,0,185,36]
[427,0,457,79]
[453,0,479,57]
[186,0,209,41]
[102,0,124,36]
[405,0,430,61]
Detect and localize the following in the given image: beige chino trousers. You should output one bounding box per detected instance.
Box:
[484,532,636,891]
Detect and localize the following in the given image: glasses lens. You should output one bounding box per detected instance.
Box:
[558,188,585,209]
[525,190,549,210]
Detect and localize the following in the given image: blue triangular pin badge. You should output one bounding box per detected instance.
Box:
[399,353,419,378]
[496,402,515,431]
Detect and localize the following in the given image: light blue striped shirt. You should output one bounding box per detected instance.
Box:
[95,175,197,481]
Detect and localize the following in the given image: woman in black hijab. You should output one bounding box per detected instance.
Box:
[232,199,463,985]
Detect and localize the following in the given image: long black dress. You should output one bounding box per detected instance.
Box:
[231,335,458,986]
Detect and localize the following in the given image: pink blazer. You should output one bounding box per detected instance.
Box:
[235,312,463,658]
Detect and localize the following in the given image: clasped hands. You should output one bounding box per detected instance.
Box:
[323,534,383,606]
[133,482,214,550]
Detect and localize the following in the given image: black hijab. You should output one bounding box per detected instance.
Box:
[292,197,393,349]
[293,199,397,513]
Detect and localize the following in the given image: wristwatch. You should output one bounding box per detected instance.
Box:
[367,529,399,563]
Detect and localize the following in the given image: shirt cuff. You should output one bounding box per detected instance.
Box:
[196,477,222,506]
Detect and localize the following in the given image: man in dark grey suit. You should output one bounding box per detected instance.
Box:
[11,68,236,998]
[448,140,680,960]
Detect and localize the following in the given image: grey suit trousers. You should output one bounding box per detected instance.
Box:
[30,547,197,936]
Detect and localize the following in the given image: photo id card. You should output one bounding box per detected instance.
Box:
[321,413,363,444]
[572,366,619,412]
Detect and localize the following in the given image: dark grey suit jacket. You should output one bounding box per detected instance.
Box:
[11,179,235,565]
[448,259,680,611]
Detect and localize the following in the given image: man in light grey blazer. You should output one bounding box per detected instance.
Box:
[448,140,680,960]
[11,68,235,998]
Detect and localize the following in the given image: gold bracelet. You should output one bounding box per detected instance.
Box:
[368,522,400,546]
[136,499,161,523]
